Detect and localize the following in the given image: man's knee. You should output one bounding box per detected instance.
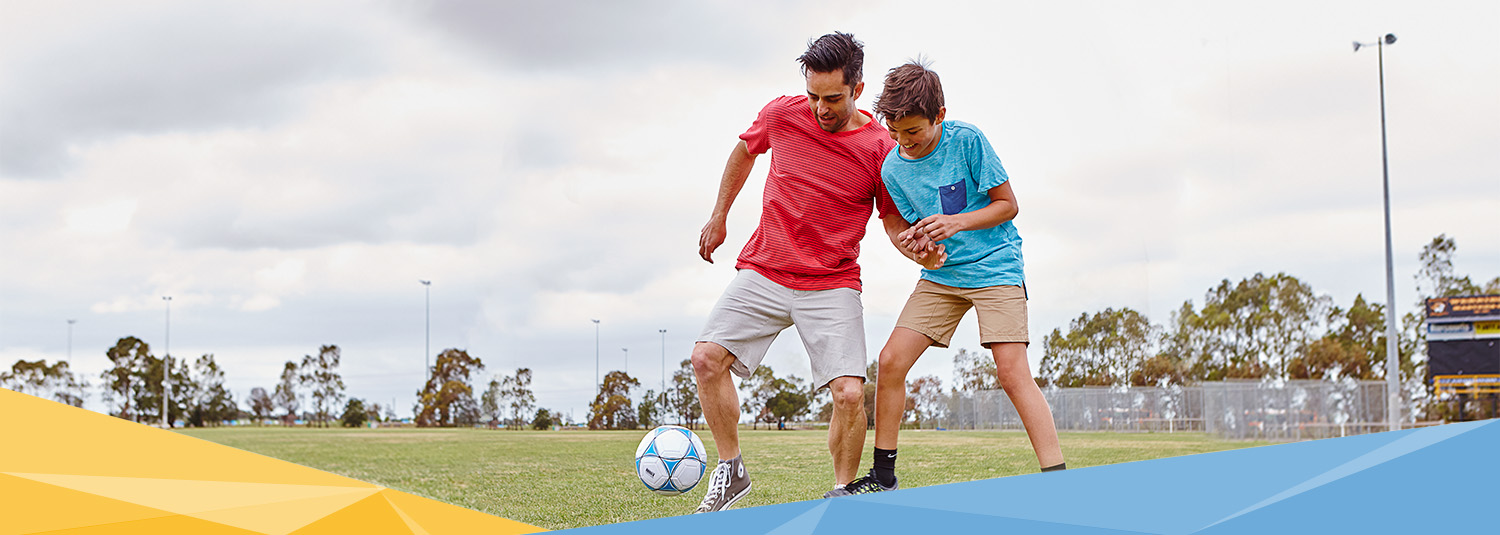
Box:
[690,342,732,378]
[829,377,864,409]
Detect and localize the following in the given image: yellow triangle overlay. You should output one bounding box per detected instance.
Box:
[0,388,545,535]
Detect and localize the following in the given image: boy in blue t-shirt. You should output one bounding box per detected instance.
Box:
[832,61,1065,496]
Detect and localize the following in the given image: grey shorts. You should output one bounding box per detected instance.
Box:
[697,269,867,389]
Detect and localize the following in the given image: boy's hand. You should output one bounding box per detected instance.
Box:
[912,214,964,242]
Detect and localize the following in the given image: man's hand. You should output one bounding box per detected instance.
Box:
[915,242,947,270]
[699,217,727,263]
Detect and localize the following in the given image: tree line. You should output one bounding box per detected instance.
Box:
[5,235,1491,428]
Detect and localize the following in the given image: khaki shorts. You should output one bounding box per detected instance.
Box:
[697,269,867,389]
[895,279,1028,348]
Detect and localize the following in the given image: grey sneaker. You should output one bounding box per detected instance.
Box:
[827,468,897,497]
[694,457,752,513]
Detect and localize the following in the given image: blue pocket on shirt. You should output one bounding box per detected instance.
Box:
[939,180,965,215]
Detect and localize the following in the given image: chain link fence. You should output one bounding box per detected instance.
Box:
[931,379,1389,441]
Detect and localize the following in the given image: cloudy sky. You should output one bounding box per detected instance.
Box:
[2,0,1496,421]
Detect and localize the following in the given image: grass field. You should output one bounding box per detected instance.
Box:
[179,426,1272,530]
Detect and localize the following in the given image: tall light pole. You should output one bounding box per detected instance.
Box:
[66,319,76,366]
[420,280,431,383]
[161,296,171,429]
[591,319,601,401]
[622,347,629,375]
[659,329,667,395]
[1354,33,1402,432]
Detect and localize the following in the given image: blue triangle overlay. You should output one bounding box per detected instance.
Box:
[559,420,1497,533]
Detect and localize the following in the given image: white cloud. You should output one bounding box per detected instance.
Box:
[1,0,1495,420]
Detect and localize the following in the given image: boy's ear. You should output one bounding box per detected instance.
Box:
[934,106,946,124]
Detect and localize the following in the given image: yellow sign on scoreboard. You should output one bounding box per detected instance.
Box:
[1478,322,1500,336]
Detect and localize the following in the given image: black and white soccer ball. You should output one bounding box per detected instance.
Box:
[634,425,708,496]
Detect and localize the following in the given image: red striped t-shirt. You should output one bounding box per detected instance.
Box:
[736,95,898,292]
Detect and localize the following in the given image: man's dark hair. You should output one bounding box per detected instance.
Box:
[873,59,944,123]
[798,32,864,87]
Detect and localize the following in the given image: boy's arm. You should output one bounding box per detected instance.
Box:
[911,180,1019,242]
[699,140,757,263]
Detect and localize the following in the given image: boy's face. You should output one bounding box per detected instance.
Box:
[886,107,946,159]
[806,70,864,133]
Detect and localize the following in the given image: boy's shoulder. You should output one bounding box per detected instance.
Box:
[943,120,989,141]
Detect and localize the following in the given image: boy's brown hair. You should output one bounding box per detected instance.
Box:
[874,60,944,122]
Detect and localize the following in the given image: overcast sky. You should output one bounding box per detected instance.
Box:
[2,0,1497,421]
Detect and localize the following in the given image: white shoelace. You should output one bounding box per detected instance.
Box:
[695,462,732,512]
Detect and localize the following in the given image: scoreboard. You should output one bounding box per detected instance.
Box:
[1425,295,1500,380]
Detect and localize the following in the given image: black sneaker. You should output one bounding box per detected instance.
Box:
[825,468,897,497]
[694,457,752,513]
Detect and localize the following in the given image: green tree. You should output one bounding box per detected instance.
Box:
[588,370,639,430]
[637,389,662,429]
[764,381,811,430]
[1415,234,1481,301]
[2,359,87,407]
[415,348,484,427]
[248,387,274,425]
[480,377,503,426]
[1287,295,1387,380]
[186,354,237,427]
[503,368,535,430]
[273,361,301,425]
[1170,273,1329,381]
[300,345,345,428]
[1040,307,1160,387]
[666,359,701,429]
[740,366,780,429]
[340,398,368,427]
[907,375,945,427]
[952,348,999,390]
[532,408,557,430]
[100,336,151,421]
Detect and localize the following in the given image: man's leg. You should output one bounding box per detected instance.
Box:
[825,375,865,485]
[991,342,1064,468]
[691,341,741,460]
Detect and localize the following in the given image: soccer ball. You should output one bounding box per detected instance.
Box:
[634,425,708,496]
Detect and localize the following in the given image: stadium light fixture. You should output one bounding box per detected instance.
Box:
[161,296,172,429]
[1353,33,1402,432]
[659,329,667,396]
[420,280,431,384]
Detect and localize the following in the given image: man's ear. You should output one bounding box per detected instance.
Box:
[851,81,865,101]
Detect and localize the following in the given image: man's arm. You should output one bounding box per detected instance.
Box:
[699,140,758,263]
[910,181,1018,243]
[882,214,945,269]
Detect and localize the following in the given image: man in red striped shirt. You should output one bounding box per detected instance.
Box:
[690,32,943,513]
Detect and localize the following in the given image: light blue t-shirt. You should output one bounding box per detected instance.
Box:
[882,120,1023,288]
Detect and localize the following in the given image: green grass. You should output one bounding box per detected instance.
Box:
[179,426,1271,530]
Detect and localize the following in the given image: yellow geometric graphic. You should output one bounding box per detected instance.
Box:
[0,388,545,535]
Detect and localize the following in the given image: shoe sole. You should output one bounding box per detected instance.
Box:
[717,482,752,511]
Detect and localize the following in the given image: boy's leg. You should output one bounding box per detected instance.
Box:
[825,375,865,485]
[874,327,933,449]
[990,342,1064,468]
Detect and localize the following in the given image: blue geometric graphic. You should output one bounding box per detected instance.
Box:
[562,420,1497,533]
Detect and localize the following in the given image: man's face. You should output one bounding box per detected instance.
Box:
[806,70,863,133]
[886,108,945,159]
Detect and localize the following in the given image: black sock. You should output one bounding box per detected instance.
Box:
[872,448,898,487]
[1041,462,1066,472]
